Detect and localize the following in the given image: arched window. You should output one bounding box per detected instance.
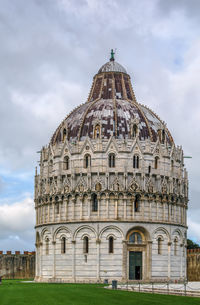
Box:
[84,154,91,168]
[109,153,115,168]
[55,196,59,214]
[161,129,165,144]
[61,237,66,254]
[109,236,114,253]
[158,237,162,255]
[91,193,98,212]
[134,194,140,212]
[129,232,142,244]
[132,124,137,138]
[49,160,53,174]
[155,157,159,169]
[174,238,178,256]
[83,236,89,254]
[45,238,49,255]
[94,124,101,139]
[63,128,67,142]
[63,156,69,170]
[148,165,151,174]
[171,160,174,172]
[133,155,139,169]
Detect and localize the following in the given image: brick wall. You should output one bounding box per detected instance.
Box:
[0,251,35,279]
[187,249,200,281]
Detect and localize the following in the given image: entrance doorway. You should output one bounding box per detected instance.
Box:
[129,251,142,280]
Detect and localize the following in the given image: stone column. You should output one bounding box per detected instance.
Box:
[80,195,83,220]
[162,202,165,221]
[106,194,109,219]
[72,197,75,220]
[53,203,55,222]
[147,241,152,280]
[184,206,187,226]
[37,207,39,225]
[142,200,145,219]
[38,205,40,225]
[40,242,43,279]
[132,195,135,220]
[35,243,39,279]
[39,206,41,224]
[48,204,50,223]
[168,242,171,279]
[96,239,101,281]
[72,240,76,282]
[65,199,68,221]
[180,244,183,278]
[122,240,128,281]
[149,200,152,220]
[59,201,62,222]
[123,197,127,220]
[174,204,177,222]
[168,203,170,222]
[114,196,118,219]
[52,241,56,279]
[97,195,100,218]
[156,201,159,221]
[40,205,43,223]
[35,207,38,225]
[88,195,91,219]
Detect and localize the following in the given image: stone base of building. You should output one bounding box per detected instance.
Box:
[34,277,187,284]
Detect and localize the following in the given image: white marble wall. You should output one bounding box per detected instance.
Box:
[35,222,187,282]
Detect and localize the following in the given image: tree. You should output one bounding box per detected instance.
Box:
[187,239,200,249]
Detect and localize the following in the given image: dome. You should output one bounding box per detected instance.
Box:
[98,60,127,74]
[51,57,173,146]
[51,99,173,145]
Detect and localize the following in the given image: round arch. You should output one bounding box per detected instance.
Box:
[172,228,183,241]
[99,225,124,239]
[126,226,150,241]
[53,226,72,241]
[153,227,170,242]
[73,225,97,240]
[41,227,51,239]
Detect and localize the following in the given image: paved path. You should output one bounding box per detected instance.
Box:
[107,282,200,297]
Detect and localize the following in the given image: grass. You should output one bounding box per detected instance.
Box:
[0,280,199,305]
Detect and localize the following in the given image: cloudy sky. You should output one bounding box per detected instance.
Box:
[0,0,199,251]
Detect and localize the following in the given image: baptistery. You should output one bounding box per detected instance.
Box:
[34,51,188,283]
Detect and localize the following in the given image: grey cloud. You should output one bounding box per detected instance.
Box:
[0,0,199,248]
[157,0,200,20]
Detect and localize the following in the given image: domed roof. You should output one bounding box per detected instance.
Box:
[98,60,127,74]
[51,99,172,145]
[51,54,173,146]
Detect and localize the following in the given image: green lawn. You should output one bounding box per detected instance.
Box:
[0,281,199,305]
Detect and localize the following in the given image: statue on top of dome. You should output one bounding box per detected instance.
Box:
[110,49,115,61]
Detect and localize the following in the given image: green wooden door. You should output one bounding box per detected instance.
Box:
[129,251,142,280]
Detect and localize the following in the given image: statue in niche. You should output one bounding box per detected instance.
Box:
[162,183,168,194]
[95,182,102,192]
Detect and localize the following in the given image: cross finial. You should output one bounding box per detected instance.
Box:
[110,49,115,61]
